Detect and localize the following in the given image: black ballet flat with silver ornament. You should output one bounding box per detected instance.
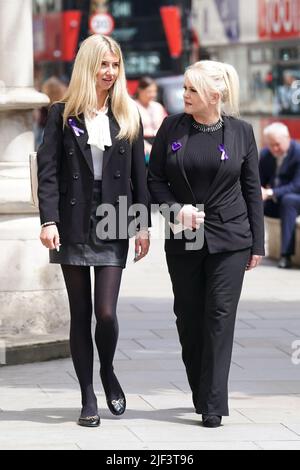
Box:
[100,369,126,416]
[77,414,100,427]
[107,396,126,416]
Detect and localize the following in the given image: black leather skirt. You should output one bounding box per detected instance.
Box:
[49,180,129,267]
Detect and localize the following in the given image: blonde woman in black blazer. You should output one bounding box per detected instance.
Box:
[148,60,264,428]
[38,35,150,427]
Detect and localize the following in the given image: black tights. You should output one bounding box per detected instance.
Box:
[61,264,123,417]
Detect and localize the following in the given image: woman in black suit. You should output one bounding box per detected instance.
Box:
[37,34,150,427]
[148,60,264,428]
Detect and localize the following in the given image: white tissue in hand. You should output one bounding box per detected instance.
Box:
[168,221,187,234]
[169,205,199,233]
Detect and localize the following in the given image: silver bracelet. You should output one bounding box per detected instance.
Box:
[41,221,56,228]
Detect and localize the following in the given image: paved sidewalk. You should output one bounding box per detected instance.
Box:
[0,214,300,450]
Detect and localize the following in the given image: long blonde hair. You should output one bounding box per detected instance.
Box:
[185,60,240,117]
[62,34,140,142]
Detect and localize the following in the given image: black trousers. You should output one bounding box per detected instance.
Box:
[166,241,251,416]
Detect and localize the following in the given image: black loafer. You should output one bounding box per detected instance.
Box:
[202,414,222,428]
[77,415,100,427]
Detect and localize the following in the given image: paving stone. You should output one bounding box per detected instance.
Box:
[256,441,300,450]
[126,423,299,443]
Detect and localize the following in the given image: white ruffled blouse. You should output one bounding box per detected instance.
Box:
[84,108,112,180]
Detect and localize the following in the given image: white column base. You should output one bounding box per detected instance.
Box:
[0,214,69,336]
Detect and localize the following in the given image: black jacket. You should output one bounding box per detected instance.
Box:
[37,102,150,242]
[148,113,265,255]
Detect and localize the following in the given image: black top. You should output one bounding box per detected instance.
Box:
[184,124,223,202]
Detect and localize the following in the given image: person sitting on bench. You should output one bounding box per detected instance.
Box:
[259,122,300,268]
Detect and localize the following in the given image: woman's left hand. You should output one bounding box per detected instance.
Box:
[246,255,263,271]
[134,230,150,262]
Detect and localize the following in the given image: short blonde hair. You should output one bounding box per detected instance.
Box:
[185,60,240,117]
[62,34,140,143]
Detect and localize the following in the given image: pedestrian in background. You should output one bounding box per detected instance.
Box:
[148,60,264,428]
[34,76,67,149]
[260,122,300,268]
[275,71,300,115]
[37,34,150,427]
[135,76,167,164]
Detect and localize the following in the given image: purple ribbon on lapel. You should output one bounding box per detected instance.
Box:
[171,141,182,152]
[218,144,229,161]
[68,118,84,137]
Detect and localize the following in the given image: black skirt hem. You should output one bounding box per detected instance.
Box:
[49,258,126,268]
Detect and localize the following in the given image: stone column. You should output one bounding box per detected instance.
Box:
[0,0,69,363]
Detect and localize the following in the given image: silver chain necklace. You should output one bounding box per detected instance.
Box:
[192,119,223,133]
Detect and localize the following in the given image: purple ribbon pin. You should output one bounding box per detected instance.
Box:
[218,144,229,161]
[171,141,182,152]
[68,118,84,137]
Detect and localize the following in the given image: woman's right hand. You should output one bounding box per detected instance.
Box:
[176,205,205,230]
[40,225,60,250]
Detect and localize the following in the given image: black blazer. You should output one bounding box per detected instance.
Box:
[259,140,300,199]
[148,113,265,255]
[37,102,150,243]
